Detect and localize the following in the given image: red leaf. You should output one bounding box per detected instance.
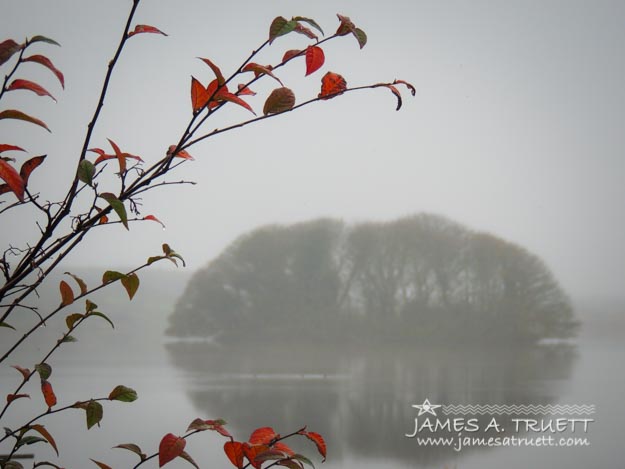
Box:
[128,24,168,37]
[263,87,296,115]
[237,84,256,96]
[6,393,30,404]
[59,280,74,306]
[242,63,283,85]
[273,442,295,456]
[0,144,25,154]
[305,46,325,76]
[0,39,22,67]
[282,49,303,63]
[0,109,50,132]
[30,424,59,456]
[217,90,256,115]
[143,214,165,228]
[158,433,186,467]
[249,427,278,445]
[242,443,269,469]
[11,365,30,380]
[41,380,57,408]
[191,76,209,112]
[199,57,225,86]
[294,23,318,41]
[7,79,56,101]
[214,424,233,439]
[300,431,326,461]
[20,155,46,186]
[394,78,416,96]
[318,71,347,99]
[224,441,245,469]
[335,14,356,36]
[0,159,25,201]
[22,54,65,88]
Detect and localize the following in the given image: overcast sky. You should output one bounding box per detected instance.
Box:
[2,0,624,303]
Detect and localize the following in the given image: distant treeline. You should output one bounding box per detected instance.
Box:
[167,214,577,344]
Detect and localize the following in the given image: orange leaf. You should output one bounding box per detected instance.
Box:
[199,57,225,86]
[242,63,283,85]
[158,433,186,467]
[224,441,245,469]
[6,393,30,404]
[318,71,347,99]
[300,431,326,462]
[0,109,50,132]
[22,54,65,88]
[0,159,25,201]
[90,459,113,469]
[7,79,56,101]
[128,24,168,37]
[41,380,57,408]
[144,214,165,228]
[263,87,296,115]
[0,144,25,154]
[249,427,278,445]
[167,145,194,160]
[0,39,22,67]
[305,46,325,76]
[20,155,46,187]
[190,76,209,112]
[59,280,74,306]
[282,49,303,63]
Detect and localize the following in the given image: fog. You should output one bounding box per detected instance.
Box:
[2,0,624,305]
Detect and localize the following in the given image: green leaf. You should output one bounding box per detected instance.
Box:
[17,435,47,447]
[0,109,50,132]
[100,192,128,230]
[121,272,139,300]
[28,35,61,47]
[65,313,84,329]
[114,443,146,460]
[0,321,16,330]
[269,16,297,43]
[89,311,115,329]
[35,363,52,380]
[86,400,103,429]
[77,160,96,186]
[108,385,138,402]
[3,461,24,469]
[61,335,78,343]
[85,299,98,312]
[292,454,315,468]
[293,17,324,36]
[102,270,126,284]
[352,28,367,49]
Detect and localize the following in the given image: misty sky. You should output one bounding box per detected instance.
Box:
[2,0,624,303]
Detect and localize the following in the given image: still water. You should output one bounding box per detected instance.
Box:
[1,311,623,468]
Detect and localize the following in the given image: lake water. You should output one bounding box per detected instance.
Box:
[1,303,624,469]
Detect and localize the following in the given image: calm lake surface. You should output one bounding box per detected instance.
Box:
[1,303,623,469]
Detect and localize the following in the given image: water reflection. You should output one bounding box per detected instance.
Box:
[166,342,576,467]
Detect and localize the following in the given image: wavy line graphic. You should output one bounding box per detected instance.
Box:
[442,405,595,415]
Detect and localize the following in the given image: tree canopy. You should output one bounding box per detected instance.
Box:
[167,214,577,344]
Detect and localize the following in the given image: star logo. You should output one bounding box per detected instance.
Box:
[412,399,442,416]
